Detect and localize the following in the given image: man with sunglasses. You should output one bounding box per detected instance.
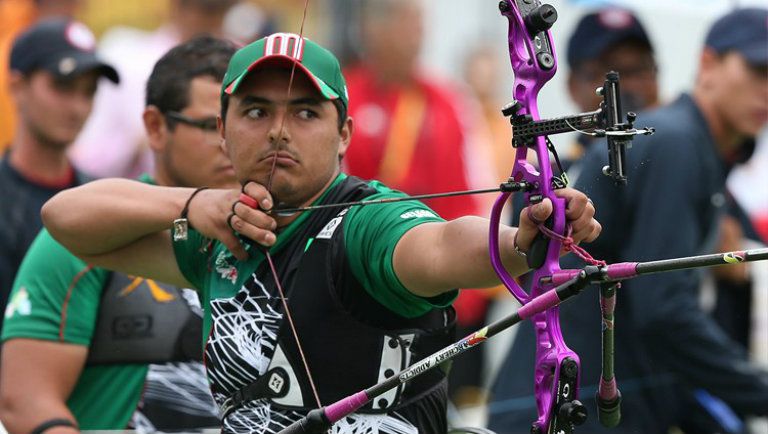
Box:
[0,36,237,432]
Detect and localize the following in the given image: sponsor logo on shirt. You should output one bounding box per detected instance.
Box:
[5,287,31,318]
[317,208,349,240]
[400,210,437,219]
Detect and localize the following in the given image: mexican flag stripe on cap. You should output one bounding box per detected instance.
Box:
[222,32,348,109]
[263,33,304,60]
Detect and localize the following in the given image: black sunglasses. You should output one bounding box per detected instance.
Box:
[165,111,218,131]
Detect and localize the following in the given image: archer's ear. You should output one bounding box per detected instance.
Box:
[217,115,228,154]
[338,116,354,159]
[143,106,169,153]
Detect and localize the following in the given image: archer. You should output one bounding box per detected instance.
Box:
[41,32,600,433]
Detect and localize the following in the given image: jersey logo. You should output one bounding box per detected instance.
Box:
[5,287,31,319]
[263,32,305,61]
[119,277,176,302]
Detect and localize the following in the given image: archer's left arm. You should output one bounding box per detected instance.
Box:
[394,188,600,298]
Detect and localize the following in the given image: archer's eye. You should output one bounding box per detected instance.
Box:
[296,109,318,120]
[246,108,265,119]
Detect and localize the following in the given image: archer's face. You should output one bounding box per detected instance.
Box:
[220,67,352,206]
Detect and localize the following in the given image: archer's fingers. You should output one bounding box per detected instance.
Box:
[571,220,601,245]
[233,202,277,232]
[557,188,589,220]
[228,213,276,247]
[568,201,595,235]
[516,198,553,252]
[242,181,273,211]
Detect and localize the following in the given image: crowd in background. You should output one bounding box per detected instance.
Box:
[0,0,766,433]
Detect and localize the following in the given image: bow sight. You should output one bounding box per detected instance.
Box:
[502,72,655,186]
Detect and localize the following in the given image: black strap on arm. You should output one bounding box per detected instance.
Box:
[30,418,78,434]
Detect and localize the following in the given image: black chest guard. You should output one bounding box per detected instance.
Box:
[219,176,455,417]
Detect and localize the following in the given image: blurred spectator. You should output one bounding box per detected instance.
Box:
[0,18,118,330]
[463,45,514,185]
[343,0,490,221]
[729,132,768,243]
[0,0,83,152]
[69,0,240,179]
[564,8,659,174]
[342,0,496,411]
[0,35,236,433]
[709,200,762,349]
[489,8,768,434]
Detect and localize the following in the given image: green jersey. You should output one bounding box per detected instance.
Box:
[3,230,147,429]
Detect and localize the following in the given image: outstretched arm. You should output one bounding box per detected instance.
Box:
[393,188,599,297]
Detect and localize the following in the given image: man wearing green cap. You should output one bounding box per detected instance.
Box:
[41,32,601,433]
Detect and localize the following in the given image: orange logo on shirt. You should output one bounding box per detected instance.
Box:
[119,277,176,302]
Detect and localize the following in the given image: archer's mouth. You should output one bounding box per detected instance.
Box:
[260,152,299,167]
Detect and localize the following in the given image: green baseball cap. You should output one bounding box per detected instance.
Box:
[222,32,348,108]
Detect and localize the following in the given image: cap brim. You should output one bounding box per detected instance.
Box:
[41,51,120,84]
[224,55,338,101]
[739,44,768,67]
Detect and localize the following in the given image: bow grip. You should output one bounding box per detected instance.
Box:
[524,193,565,270]
[526,214,551,269]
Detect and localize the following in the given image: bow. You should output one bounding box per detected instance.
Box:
[262,1,767,434]
[482,1,655,432]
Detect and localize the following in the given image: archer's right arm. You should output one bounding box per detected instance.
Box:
[42,179,246,287]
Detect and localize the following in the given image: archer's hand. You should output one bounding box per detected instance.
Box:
[514,188,601,254]
[187,182,277,260]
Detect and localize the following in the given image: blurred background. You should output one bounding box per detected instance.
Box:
[1,0,766,432]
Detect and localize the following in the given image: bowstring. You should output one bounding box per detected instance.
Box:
[262,0,323,409]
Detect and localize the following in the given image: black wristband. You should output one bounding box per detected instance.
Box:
[181,187,210,220]
[173,187,209,241]
[30,418,78,434]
